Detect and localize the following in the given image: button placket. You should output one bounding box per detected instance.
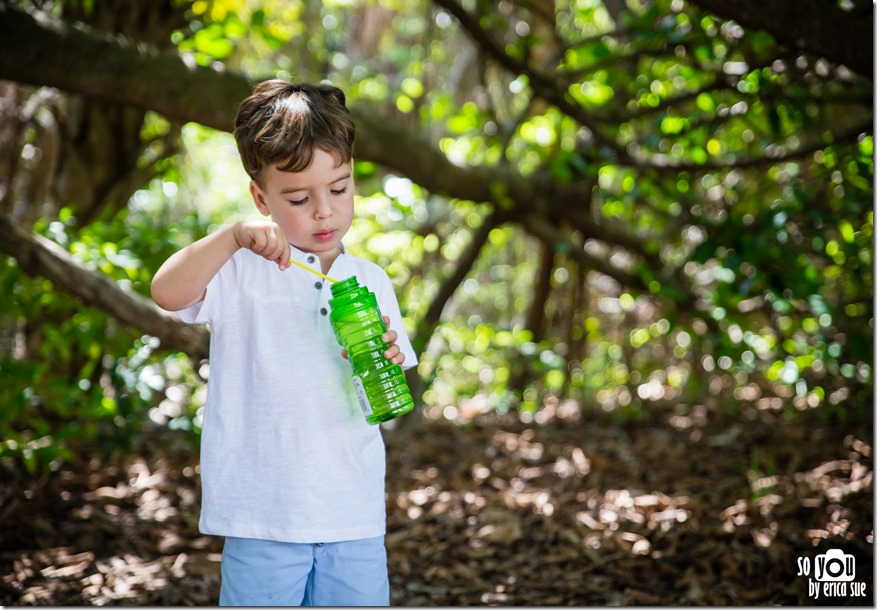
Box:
[317,258,339,320]
[317,283,329,318]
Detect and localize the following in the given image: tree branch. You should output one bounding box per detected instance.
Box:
[634,119,873,173]
[431,0,633,164]
[686,0,873,79]
[2,2,849,351]
[521,214,649,296]
[0,212,209,361]
[0,6,600,229]
[0,6,249,131]
[411,210,498,355]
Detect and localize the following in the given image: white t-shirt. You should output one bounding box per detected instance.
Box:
[177,245,417,543]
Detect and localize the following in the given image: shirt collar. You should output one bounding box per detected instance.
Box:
[288,243,346,267]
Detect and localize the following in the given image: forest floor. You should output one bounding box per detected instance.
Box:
[1,399,873,606]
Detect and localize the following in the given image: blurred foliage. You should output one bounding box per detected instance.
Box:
[0,0,872,470]
[1,127,235,470]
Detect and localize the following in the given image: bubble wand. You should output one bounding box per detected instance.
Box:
[287,258,338,284]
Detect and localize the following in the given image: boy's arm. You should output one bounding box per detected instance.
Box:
[151,220,290,312]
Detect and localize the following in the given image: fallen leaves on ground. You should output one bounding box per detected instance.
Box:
[1,401,872,605]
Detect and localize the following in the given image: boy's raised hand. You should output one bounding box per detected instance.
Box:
[233,220,291,270]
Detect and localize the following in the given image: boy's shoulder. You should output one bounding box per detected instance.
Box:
[340,252,394,287]
[342,251,383,273]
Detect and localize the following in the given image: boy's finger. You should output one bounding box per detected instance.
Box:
[251,231,273,253]
[267,241,285,262]
[270,228,290,269]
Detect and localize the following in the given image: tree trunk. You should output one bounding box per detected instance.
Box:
[525,241,554,343]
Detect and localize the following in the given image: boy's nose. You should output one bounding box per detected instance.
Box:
[313,197,332,219]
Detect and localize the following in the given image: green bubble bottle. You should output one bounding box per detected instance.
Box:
[329,276,414,425]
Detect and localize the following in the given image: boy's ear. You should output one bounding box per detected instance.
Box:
[249,180,271,217]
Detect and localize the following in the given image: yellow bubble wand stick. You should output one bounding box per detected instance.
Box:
[288,257,338,284]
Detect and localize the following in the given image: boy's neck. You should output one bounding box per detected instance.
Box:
[292,243,345,275]
[317,248,342,274]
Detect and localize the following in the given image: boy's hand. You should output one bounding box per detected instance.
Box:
[233,220,290,270]
[381,315,406,365]
[341,315,406,366]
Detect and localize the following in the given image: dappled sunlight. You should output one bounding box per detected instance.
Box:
[2,445,222,605]
[390,422,694,561]
[404,396,872,565]
[2,402,871,605]
[383,399,872,604]
[9,544,220,606]
[718,435,873,553]
[0,0,871,605]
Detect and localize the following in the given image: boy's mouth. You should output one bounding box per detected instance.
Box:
[313,229,336,243]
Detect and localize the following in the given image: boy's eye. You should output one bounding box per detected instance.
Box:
[330,187,348,196]
[289,197,308,206]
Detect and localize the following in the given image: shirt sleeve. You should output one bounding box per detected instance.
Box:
[175,252,238,325]
[176,299,206,324]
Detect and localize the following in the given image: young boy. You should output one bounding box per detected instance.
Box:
[151,80,417,606]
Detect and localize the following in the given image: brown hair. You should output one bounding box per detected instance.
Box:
[233,80,355,183]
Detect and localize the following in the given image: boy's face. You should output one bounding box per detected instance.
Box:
[250,148,354,265]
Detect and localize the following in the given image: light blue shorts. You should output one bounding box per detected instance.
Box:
[219,535,389,606]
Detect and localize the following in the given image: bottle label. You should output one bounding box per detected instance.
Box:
[352,376,373,416]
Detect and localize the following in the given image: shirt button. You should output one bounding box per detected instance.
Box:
[307,255,316,264]
[314,281,323,290]
[320,307,328,316]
